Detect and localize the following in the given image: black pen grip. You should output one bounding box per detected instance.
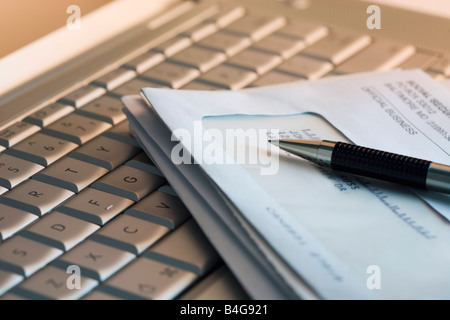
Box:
[331,142,431,189]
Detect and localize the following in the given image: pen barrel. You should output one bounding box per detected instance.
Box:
[331,142,431,189]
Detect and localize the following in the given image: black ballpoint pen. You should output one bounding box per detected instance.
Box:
[269,139,450,194]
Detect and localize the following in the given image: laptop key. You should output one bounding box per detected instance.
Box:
[102,120,138,146]
[102,257,197,300]
[252,33,305,59]
[0,269,23,296]
[42,113,112,145]
[0,153,44,189]
[0,180,74,216]
[334,39,416,74]
[0,122,40,148]
[54,240,135,281]
[91,68,136,90]
[21,212,99,251]
[32,157,109,193]
[152,36,192,57]
[69,135,140,171]
[277,55,333,79]
[206,4,246,28]
[23,103,74,128]
[109,78,167,98]
[13,265,97,300]
[0,236,62,277]
[179,265,249,300]
[197,31,251,56]
[199,64,258,90]
[169,46,227,72]
[58,85,106,108]
[5,133,78,167]
[180,22,218,42]
[428,54,450,76]
[125,191,191,230]
[0,187,8,196]
[56,188,134,226]
[226,49,282,74]
[140,62,200,89]
[277,20,328,45]
[0,204,38,242]
[398,52,438,70]
[122,52,165,74]
[91,214,169,255]
[143,219,220,276]
[226,14,286,41]
[249,70,302,87]
[301,29,371,64]
[91,165,166,201]
[76,96,127,125]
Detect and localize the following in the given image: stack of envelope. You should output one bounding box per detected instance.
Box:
[123,69,450,299]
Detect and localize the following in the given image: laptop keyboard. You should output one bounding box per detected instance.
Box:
[0,1,449,300]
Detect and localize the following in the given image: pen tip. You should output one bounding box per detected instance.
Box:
[268,139,279,146]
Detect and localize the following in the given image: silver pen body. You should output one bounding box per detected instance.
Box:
[272,139,450,194]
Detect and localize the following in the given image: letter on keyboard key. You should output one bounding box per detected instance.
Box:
[0,204,38,242]
[91,214,169,254]
[55,240,135,281]
[69,135,141,170]
[334,39,416,74]
[143,219,220,276]
[0,236,62,277]
[56,188,134,225]
[0,153,44,189]
[43,113,112,145]
[33,157,108,193]
[92,165,166,201]
[125,191,191,229]
[14,265,97,300]
[58,85,106,108]
[0,180,74,216]
[103,257,197,299]
[0,122,40,148]
[21,212,99,251]
[6,133,78,166]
